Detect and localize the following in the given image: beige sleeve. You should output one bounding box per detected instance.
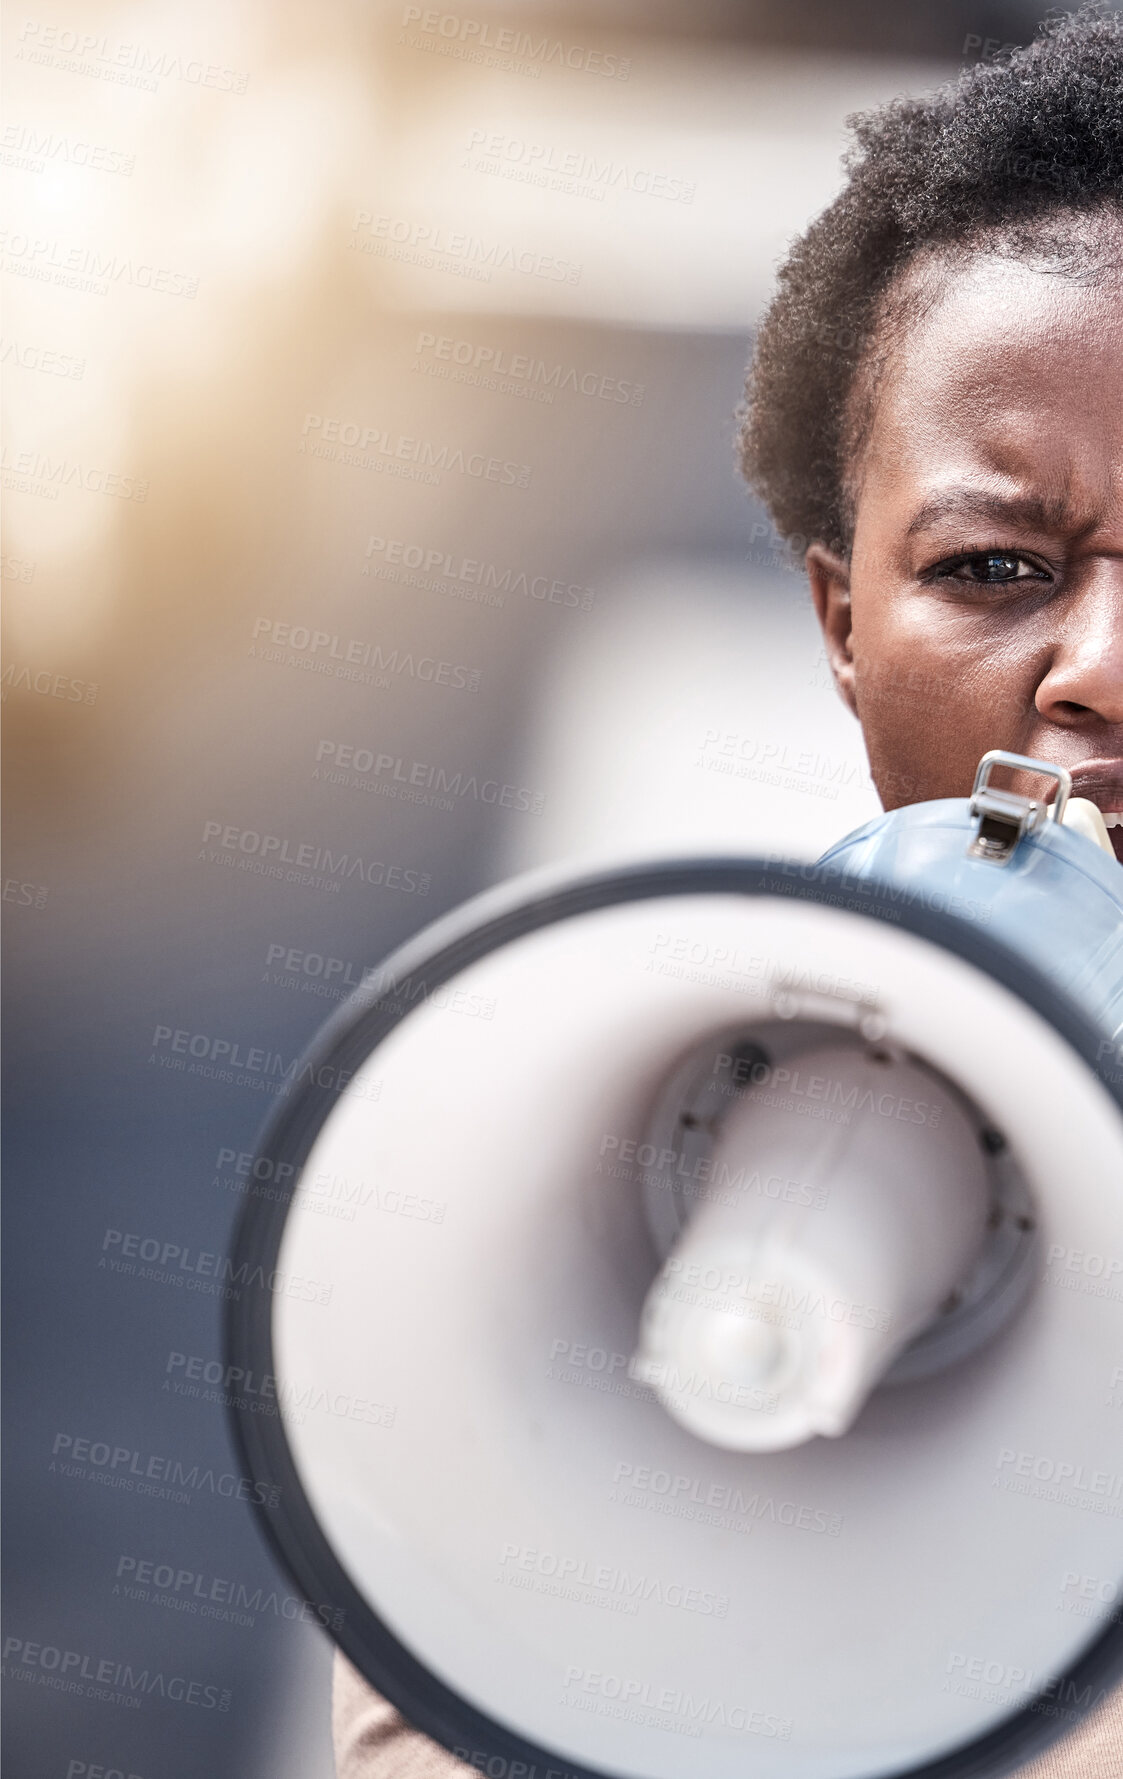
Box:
[332,1653,473,1778]
[332,1653,1123,1779]
[1015,1680,1123,1779]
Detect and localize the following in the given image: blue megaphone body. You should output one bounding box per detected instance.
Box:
[819,749,1123,1059]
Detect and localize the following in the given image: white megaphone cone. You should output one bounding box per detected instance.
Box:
[225,752,1123,1779]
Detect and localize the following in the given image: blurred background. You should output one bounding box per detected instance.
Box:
[2,1,1092,1773]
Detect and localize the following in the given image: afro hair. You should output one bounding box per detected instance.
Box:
[738,5,1123,558]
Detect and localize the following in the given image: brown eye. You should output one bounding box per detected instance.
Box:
[947,553,1046,583]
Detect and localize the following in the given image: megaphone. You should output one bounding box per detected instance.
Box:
[226,750,1123,1779]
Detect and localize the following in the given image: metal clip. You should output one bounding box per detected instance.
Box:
[967,751,1073,865]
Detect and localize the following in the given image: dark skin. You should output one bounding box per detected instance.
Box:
[807,241,1123,863]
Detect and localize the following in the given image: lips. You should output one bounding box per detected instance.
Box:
[1068,763,1123,863]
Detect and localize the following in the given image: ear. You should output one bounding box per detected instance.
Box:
[806,543,858,718]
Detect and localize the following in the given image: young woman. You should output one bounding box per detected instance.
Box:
[334,10,1123,1774]
[740,8,1123,864]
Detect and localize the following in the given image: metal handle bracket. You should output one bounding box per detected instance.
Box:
[967,751,1073,865]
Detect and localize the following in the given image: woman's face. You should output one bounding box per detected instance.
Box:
[808,244,1123,862]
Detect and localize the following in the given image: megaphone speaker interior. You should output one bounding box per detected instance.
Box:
[226,843,1123,1779]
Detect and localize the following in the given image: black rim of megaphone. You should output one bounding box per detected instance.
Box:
[225,857,1123,1779]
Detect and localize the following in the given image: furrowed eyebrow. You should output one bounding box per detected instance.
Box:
[905,488,1085,538]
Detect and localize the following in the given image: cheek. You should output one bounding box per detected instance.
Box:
[848,593,1039,804]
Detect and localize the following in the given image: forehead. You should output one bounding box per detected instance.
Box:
[860,250,1123,508]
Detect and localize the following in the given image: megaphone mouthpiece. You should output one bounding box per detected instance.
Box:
[634,1044,991,1451]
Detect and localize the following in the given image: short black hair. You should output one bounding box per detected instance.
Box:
[739,5,1123,558]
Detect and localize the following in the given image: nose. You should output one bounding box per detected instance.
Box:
[1034,567,1123,728]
